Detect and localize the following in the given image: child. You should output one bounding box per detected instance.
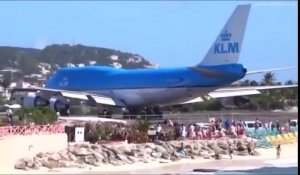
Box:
[276,144,281,159]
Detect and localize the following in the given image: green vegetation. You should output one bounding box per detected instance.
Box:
[0,44,151,75]
[16,107,58,125]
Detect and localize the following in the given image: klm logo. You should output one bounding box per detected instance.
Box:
[214,30,239,54]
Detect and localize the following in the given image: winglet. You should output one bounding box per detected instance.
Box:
[198,5,251,66]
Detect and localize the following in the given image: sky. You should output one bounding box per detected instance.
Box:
[0,1,298,83]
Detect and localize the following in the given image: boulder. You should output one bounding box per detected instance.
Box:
[155,145,167,153]
[84,155,98,166]
[161,152,171,160]
[236,150,248,156]
[144,143,156,149]
[150,152,162,159]
[15,159,27,170]
[116,154,130,163]
[217,140,229,150]
[127,156,138,163]
[25,159,35,168]
[72,147,93,156]
[48,153,61,161]
[41,159,59,169]
[68,153,77,161]
[36,152,47,159]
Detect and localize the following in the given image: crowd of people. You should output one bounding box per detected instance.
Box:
[151,118,298,141]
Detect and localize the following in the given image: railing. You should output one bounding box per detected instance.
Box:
[0,124,65,137]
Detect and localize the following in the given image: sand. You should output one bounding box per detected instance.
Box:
[3,142,297,175]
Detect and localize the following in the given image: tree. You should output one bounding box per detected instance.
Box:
[261,72,276,85]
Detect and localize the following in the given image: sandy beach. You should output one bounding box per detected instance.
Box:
[4,142,297,175]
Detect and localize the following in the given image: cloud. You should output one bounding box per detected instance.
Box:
[252,1,297,8]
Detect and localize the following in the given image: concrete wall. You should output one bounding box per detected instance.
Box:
[0,133,67,169]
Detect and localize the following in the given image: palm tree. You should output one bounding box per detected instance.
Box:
[261,72,276,85]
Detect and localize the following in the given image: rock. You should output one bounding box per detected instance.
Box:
[68,152,77,161]
[26,159,35,168]
[217,140,229,150]
[145,147,153,154]
[151,152,162,159]
[84,155,97,166]
[145,143,156,149]
[59,151,70,161]
[161,152,171,160]
[237,144,247,152]
[127,156,138,163]
[48,153,61,161]
[72,147,93,156]
[247,142,255,153]
[155,145,167,153]
[185,144,193,150]
[211,145,223,155]
[93,152,104,162]
[36,152,46,159]
[202,153,211,159]
[57,161,70,168]
[116,154,130,163]
[103,149,116,159]
[154,140,165,146]
[119,145,132,155]
[170,156,180,162]
[91,144,102,151]
[190,150,200,156]
[41,159,59,169]
[15,159,27,170]
[236,150,248,156]
[252,150,260,156]
[33,157,42,169]
[198,140,208,148]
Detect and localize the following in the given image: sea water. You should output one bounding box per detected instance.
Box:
[188,159,298,175]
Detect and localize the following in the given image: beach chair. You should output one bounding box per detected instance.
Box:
[283,133,297,143]
[265,136,280,145]
[275,135,293,144]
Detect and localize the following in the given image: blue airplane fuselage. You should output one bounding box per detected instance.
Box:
[44,64,246,107]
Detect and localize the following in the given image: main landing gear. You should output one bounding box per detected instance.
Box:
[123,106,163,119]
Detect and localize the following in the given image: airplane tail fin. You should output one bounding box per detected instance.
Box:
[198,5,251,66]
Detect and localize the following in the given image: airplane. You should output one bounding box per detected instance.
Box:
[10,4,298,118]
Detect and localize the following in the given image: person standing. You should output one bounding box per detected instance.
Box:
[276,144,281,159]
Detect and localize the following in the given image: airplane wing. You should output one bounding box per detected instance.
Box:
[11,87,126,107]
[246,67,296,75]
[181,85,298,104]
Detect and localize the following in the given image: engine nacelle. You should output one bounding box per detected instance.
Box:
[22,93,49,108]
[49,96,70,115]
[219,96,250,108]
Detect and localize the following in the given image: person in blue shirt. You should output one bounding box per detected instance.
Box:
[177,142,186,155]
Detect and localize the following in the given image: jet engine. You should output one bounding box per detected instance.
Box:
[49,96,70,116]
[22,93,49,108]
[219,96,250,108]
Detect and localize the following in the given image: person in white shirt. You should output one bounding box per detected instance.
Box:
[182,125,187,138]
[156,124,162,140]
[189,124,196,139]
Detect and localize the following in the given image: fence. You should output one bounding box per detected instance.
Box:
[107,111,298,124]
[0,124,65,137]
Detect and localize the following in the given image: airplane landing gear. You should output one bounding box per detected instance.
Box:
[123,106,163,119]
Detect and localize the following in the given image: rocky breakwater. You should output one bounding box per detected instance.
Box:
[15,138,259,171]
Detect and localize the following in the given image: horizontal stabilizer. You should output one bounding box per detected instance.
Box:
[246,67,296,75]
